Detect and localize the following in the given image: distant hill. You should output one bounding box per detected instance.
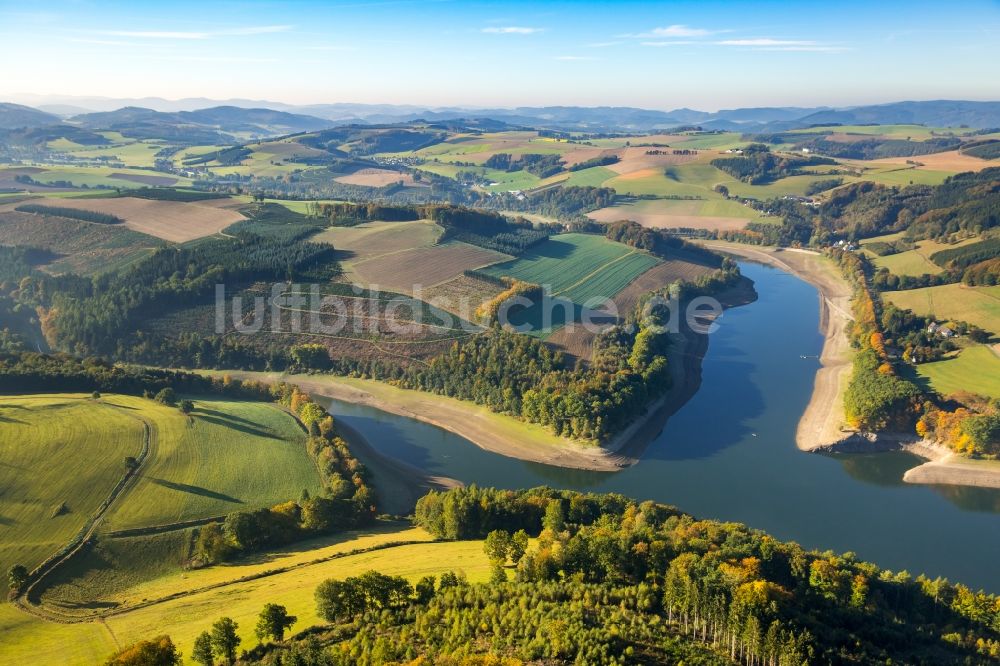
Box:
[6,97,1000,137]
[70,105,333,141]
[787,100,1000,129]
[0,103,61,129]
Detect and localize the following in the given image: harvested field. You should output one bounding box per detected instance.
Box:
[334,168,423,187]
[588,205,750,232]
[108,173,178,186]
[421,273,506,319]
[559,147,621,167]
[313,220,442,262]
[871,150,999,172]
[352,241,510,292]
[13,196,245,242]
[605,146,701,174]
[0,210,160,275]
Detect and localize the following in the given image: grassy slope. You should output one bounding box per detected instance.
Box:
[914,344,1000,399]
[883,284,1000,334]
[864,236,983,277]
[105,397,322,530]
[481,232,660,302]
[0,529,486,666]
[0,395,148,593]
[0,394,322,597]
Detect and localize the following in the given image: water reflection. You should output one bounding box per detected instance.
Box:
[325,261,1000,592]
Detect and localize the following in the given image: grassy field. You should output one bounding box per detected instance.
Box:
[481,232,660,303]
[883,283,1000,334]
[862,234,983,277]
[0,393,322,599]
[588,196,767,231]
[38,524,432,620]
[105,397,322,530]
[0,395,149,594]
[913,344,1000,399]
[312,219,441,263]
[48,140,166,168]
[0,527,487,666]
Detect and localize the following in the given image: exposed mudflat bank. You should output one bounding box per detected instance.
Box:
[219,371,628,471]
[814,432,1000,489]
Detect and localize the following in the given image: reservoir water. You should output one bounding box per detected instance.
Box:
[326,261,1000,591]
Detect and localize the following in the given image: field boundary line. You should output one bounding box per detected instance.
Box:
[103,514,228,539]
[28,537,431,623]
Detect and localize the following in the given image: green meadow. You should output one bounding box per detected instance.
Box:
[914,345,1000,399]
[481,232,659,303]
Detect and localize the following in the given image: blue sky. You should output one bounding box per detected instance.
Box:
[2,0,999,110]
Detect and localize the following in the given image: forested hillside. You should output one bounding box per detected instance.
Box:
[186,486,1000,665]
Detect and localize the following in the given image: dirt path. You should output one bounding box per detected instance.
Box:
[701,243,855,451]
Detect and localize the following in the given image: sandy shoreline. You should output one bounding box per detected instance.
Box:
[701,242,855,451]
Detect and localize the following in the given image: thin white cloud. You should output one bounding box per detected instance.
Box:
[756,45,850,52]
[641,40,698,47]
[482,26,543,34]
[652,24,711,37]
[223,25,292,36]
[105,30,208,39]
[716,38,816,47]
[620,24,722,39]
[68,37,144,47]
[100,25,292,40]
[153,55,281,63]
[715,38,848,52]
[304,44,355,51]
[554,55,597,61]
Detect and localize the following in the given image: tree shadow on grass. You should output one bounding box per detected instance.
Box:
[148,477,243,504]
[194,406,267,428]
[193,413,281,440]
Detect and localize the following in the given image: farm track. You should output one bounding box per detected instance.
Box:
[14,404,154,623]
[21,537,428,624]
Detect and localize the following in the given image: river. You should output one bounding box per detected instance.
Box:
[326,261,1000,591]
